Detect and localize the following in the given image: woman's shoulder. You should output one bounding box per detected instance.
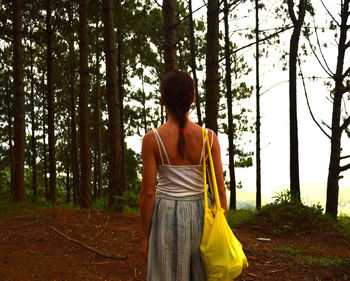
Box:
[142,129,157,146]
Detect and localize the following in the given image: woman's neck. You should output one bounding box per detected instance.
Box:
[166,110,190,125]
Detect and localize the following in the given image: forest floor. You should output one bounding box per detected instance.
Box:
[0,203,349,281]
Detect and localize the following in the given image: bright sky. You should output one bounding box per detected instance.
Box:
[126,0,350,214]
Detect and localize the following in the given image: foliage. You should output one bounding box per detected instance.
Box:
[339,216,350,239]
[227,209,255,229]
[277,244,350,267]
[229,190,344,237]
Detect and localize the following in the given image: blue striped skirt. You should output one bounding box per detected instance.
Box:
[147,193,208,281]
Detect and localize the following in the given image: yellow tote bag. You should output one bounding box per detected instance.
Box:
[200,128,248,281]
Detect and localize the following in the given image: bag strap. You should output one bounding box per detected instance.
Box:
[202,127,221,210]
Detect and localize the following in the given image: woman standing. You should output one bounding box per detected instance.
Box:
[140,70,227,281]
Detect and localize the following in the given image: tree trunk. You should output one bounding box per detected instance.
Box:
[223,0,236,210]
[7,99,14,197]
[162,0,178,73]
[78,0,92,208]
[102,0,123,210]
[141,71,148,134]
[255,0,261,209]
[67,2,80,206]
[188,0,202,126]
[94,87,103,199]
[117,0,126,193]
[43,105,48,199]
[288,0,305,201]
[66,159,70,202]
[12,0,25,202]
[30,37,37,197]
[205,0,220,134]
[46,0,56,203]
[326,0,350,218]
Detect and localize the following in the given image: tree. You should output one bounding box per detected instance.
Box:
[67,0,80,205]
[255,0,261,209]
[325,0,350,217]
[46,0,57,203]
[102,0,123,210]
[12,0,25,202]
[287,0,306,201]
[162,0,178,73]
[188,0,202,126]
[205,0,220,133]
[223,0,237,210]
[78,0,91,208]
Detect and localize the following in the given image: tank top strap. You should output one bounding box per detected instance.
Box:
[199,129,214,165]
[153,129,171,165]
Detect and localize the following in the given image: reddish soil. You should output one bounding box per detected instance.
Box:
[0,205,349,281]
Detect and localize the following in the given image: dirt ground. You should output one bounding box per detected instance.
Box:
[0,205,349,281]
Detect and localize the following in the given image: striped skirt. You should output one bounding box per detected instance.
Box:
[147,193,208,281]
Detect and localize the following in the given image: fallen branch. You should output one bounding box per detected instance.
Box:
[49,226,127,260]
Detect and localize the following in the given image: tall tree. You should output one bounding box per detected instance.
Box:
[255,0,261,209]
[205,0,220,133]
[188,0,202,126]
[12,0,25,202]
[102,0,123,210]
[67,1,80,205]
[326,0,350,217]
[46,0,56,203]
[287,0,306,201]
[162,0,178,73]
[78,0,91,208]
[29,35,37,197]
[116,0,126,193]
[223,0,237,210]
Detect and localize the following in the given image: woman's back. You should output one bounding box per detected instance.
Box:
[154,120,212,166]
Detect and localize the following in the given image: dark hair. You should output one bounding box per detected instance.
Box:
[161,70,195,156]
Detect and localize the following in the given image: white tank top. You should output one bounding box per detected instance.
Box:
[153,128,213,197]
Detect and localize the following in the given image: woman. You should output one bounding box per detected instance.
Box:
[140,70,227,281]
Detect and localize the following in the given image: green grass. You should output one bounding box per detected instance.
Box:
[227,209,255,228]
[339,216,350,238]
[277,244,350,267]
[277,245,302,256]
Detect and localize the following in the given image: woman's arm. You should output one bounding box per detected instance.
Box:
[140,131,157,259]
[210,130,227,214]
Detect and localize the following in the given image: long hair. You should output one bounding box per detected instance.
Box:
[161,70,195,156]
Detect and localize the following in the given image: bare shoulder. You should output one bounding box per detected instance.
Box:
[142,129,156,150]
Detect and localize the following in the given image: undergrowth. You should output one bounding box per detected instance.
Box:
[277,245,350,267]
[228,190,349,238]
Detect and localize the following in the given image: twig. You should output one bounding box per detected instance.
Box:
[49,226,127,260]
[298,59,331,139]
[134,268,142,281]
[22,218,49,228]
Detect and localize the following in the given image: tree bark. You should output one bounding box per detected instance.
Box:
[12,0,25,202]
[205,0,220,134]
[287,0,305,201]
[94,87,103,199]
[30,36,37,197]
[326,0,350,218]
[42,104,48,199]
[68,1,80,206]
[66,159,70,202]
[188,0,202,126]
[255,0,261,209]
[7,98,14,197]
[78,0,92,208]
[223,0,236,210]
[46,0,56,203]
[162,0,178,73]
[117,0,126,193]
[102,0,123,210]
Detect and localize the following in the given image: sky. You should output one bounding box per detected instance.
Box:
[126,0,350,214]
